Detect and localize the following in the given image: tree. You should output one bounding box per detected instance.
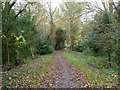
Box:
[2,1,35,64]
[88,12,117,65]
[47,2,57,50]
[60,2,83,50]
[116,1,120,84]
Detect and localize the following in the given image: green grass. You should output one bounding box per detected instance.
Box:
[62,52,118,88]
[2,54,54,88]
[24,53,54,63]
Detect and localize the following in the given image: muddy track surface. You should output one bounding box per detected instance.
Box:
[43,50,88,88]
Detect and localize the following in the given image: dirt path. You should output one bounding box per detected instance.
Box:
[55,51,71,88]
[44,50,88,88]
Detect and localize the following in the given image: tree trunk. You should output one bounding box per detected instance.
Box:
[108,0,113,13]
[108,52,111,66]
[70,21,73,50]
[70,39,73,50]
[101,0,107,11]
[52,26,55,50]
[7,42,9,65]
[107,48,111,67]
[4,2,10,65]
[117,1,120,86]
[31,47,34,59]
[48,13,55,50]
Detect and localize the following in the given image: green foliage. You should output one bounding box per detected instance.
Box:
[76,12,118,67]
[73,42,84,52]
[35,36,54,55]
[89,12,117,55]
[2,7,36,64]
[55,28,66,50]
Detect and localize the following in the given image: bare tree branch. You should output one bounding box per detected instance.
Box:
[87,2,104,13]
[101,0,107,11]
[15,3,28,18]
[9,0,17,12]
[112,1,117,11]
[35,15,47,27]
[15,2,34,19]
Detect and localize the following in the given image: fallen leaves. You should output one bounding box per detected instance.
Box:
[2,50,118,88]
[2,56,53,88]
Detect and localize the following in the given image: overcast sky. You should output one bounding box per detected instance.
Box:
[16,0,119,9]
[16,0,104,8]
[43,0,102,8]
[43,0,118,9]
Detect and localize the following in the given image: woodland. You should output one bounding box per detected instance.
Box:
[1,0,120,88]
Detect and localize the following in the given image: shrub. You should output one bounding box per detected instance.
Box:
[35,36,54,55]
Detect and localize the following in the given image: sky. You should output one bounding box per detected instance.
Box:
[43,0,102,8]
[16,0,119,9]
[43,0,118,9]
[15,0,103,9]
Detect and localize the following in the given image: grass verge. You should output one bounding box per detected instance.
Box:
[62,52,118,88]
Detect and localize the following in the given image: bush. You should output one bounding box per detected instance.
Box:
[74,43,84,52]
[35,36,54,55]
[73,39,88,53]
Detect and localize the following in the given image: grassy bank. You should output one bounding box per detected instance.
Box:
[62,51,118,88]
[2,54,54,88]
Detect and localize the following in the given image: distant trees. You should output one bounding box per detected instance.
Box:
[55,28,66,50]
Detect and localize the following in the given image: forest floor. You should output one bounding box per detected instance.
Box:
[2,50,89,88]
[44,50,89,88]
[2,50,117,88]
